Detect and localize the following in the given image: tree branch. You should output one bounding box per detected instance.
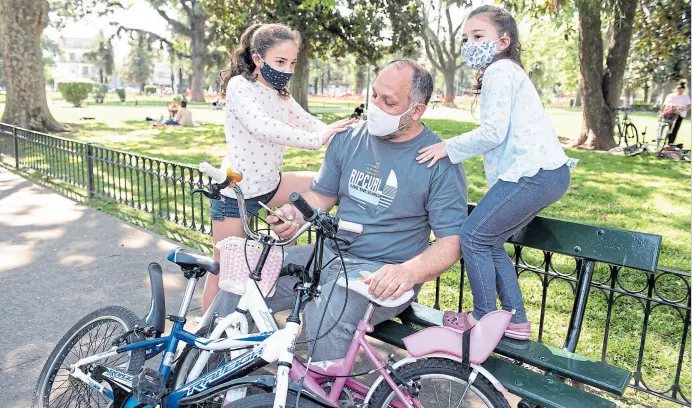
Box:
[110,23,191,59]
[180,0,193,17]
[153,6,192,37]
[423,33,444,71]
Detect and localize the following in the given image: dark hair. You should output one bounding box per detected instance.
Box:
[385,59,434,105]
[467,6,523,95]
[181,100,187,108]
[219,23,301,99]
[360,104,365,108]
[677,81,686,90]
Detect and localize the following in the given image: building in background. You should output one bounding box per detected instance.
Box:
[52,37,97,86]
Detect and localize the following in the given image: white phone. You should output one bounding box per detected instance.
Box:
[258,201,289,224]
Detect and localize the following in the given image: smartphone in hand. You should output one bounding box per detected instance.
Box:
[258,202,289,224]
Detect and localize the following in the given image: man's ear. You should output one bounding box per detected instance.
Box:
[412,104,427,121]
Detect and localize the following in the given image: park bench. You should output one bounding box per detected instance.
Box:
[370,205,662,408]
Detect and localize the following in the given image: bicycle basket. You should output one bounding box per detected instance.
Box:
[216,236,283,296]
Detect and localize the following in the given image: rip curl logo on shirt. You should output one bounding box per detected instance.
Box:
[348,163,398,214]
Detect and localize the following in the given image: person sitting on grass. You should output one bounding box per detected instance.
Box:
[168,98,179,119]
[176,100,193,126]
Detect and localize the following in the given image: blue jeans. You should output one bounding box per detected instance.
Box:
[462,165,570,324]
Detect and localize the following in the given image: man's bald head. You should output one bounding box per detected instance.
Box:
[382,59,434,106]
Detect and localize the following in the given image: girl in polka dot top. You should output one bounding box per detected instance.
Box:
[203,23,354,310]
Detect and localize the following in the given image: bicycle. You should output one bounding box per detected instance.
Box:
[654,106,683,152]
[32,163,343,408]
[34,162,515,408]
[614,107,639,146]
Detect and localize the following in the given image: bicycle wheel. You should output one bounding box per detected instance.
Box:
[369,358,510,408]
[33,306,146,408]
[625,123,639,145]
[614,124,624,146]
[656,123,670,151]
[223,391,323,408]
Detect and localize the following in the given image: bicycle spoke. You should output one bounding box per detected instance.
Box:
[432,380,443,408]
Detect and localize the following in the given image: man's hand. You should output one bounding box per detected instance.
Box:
[266,204,300,239]
[363,264,414,301]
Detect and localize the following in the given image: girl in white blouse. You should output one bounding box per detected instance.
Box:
[203,23,353,310]
[417,6,575,340]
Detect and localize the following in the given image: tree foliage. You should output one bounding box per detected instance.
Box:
[83,30,114,84]
[124,39,155,91]
[624,0,691,96]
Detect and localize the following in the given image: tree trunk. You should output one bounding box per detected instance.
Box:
[570,0,636,150]
[0,0,62,131]
[355,66,365,95]
[443,67,456,107]
[624,89,631,105]
[190,24,205,102]
[99,68,104,84]
[289,39,310,111]
[643,85,649,103]
[177,67,184,94]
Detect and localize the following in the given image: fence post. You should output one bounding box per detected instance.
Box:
[12,126,19,168]
[86,143,94,198]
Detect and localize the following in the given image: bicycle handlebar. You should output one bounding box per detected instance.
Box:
[198,162,361,244]
[289,192,317,222]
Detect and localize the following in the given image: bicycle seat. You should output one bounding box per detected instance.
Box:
[335,271,414,308]
[167,248,219,275]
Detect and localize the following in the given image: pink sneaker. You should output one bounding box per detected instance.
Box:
[505,321,532,340]
[442,311,476,331]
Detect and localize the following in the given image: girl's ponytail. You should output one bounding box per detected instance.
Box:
[220,24,263,97]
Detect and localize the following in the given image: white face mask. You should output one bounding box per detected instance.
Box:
[367,102,416,138]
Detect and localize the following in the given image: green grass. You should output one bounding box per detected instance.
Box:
[1,107,689,408]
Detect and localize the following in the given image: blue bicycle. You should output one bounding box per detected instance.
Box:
[32,163,360,408]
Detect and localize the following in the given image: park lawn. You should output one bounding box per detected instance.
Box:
[5,110,690,408]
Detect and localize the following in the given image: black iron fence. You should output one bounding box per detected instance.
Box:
[0,123,689,407]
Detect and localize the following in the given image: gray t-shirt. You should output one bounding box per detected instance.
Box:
[311,123,468,264]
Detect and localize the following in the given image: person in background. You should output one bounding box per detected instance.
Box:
[176,100,193,126]
[662,81,691,145]
[168,98,179,119]
[351,103,365,119]
[202,23,354,311]
[417,5,575,340]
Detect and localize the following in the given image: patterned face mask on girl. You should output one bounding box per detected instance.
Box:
[461,37,506,70]
[258,56,293,89]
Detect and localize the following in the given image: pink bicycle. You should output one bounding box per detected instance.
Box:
[220,191,515,408]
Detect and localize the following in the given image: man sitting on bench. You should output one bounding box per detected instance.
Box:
[208,59,467,363]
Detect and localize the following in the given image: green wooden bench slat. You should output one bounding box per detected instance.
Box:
[368,321,616,408]
[398,304,632,396]
[483,356,616,408]
[468,204,662,272]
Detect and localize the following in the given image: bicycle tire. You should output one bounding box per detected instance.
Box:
[614,124,624,146]
[368,358,510,408]
[625,123,639,145]
[657,123,671,151]
[32,306,146,408]
[223,391,323,408]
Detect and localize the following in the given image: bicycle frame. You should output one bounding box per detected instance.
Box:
[66,272,286,408]
[283,303,420,408]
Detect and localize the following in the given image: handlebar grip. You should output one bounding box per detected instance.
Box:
[339,220,363,234]
[199,162,226,184]
[289,192,317,221]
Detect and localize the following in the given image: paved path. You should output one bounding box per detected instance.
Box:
[0,166,202,407]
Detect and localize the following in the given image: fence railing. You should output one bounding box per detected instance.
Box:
[0,123,689,407]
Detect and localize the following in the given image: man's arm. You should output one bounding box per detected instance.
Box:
[365,235,461,300]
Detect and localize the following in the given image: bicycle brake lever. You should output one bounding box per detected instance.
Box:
[191,188,220,200]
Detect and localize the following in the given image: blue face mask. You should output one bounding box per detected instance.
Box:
[258,56,293,89]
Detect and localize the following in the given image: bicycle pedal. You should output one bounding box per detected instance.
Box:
[132,367,165,406]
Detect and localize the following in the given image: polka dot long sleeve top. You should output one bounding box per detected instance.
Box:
[222,75,327,199]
